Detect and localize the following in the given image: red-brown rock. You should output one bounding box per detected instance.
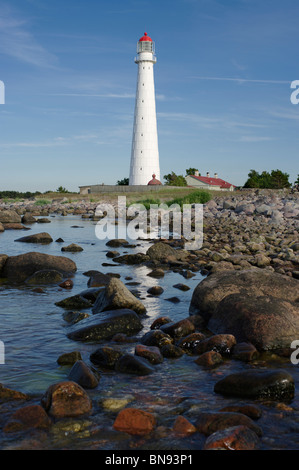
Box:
[194,350,223,368]
[203,425,260,450]
[0,383,29,401]
[172,415,196,437]
[113,408,156,436]
[220,404,262,420]
[195,411,262,437]
[41,381,92,418]
[4,405,52,433]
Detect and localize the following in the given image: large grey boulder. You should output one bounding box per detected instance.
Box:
[2,252,77,282]
[92,278,146,315]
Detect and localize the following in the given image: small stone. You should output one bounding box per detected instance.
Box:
[173,283,190,291]
[68,360,99,389]
[57,351,82,365]
[113,408,156,436]
[150,316,172,330]
[147,286,164,296]
[172,415,196,437]
[59,279,74,289]
[194,350,223,368]
[61,243,83,252]
[135,344,163,364]
[160,344,184,358]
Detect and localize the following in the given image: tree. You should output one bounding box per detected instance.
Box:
[56,186,69,193]
[270,169,291,189]
[163,172,187,186]
[244,169,291,189]
[185,168,200,176]
[117,177,129,186]
[294,174,299,185]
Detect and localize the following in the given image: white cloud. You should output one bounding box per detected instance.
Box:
[0,4,57,67]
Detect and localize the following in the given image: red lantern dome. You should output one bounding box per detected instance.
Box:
[139,32,153,42]
[148,174,162,185]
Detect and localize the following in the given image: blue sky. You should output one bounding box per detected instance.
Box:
[0,0,298,192]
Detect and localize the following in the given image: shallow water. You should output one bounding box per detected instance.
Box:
[0,214,299,450]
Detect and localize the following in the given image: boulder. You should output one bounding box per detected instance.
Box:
[195,411,262,437]
[193,334,236,355]
[0,223,4,232]
[214,369,295,400]
[87,272,111,288]
[41,381,92,418]
[2,252,77,282]
[115,354,155,375]
[189,269,299,350]
[146,242,177,260]
[160,318,195,339]
[90,346,123,369]
[190,269,299,321]
[21,213,37,224]
[92,278,146,315]
[15,232,53,244]
[25,269,64,285]
[0,254,8,276]
[203,425,260,450]
[57,351,82,365]
[141,330,173,348]
[208,293,299,351]
[67,309,143,342]
[67,360,99,389]
[3,405,52,433]
[0,210,21,224]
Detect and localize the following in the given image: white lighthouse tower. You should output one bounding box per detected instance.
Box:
[129,32,160,186]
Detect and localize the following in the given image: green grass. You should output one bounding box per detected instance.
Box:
[133,190,211,211]
[166,190,212,209]
[132,198,161,210]
[34,199,51,206]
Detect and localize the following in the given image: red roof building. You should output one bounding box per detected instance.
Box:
[185,172,236,191]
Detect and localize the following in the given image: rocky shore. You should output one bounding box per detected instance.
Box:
[0,189,298,450]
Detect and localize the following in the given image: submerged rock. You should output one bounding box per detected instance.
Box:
[61,243,83,252]
[203,425,260,450]
[113,407,156,436]
[15,232,53,244]
[25,269,63,285]
[115,354,155,375]
[195,411,262,437]
[214,369,295,400]
[90,346,123,369]
[67,309,143,342]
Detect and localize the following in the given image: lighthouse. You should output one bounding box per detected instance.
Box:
[129,32,160,186]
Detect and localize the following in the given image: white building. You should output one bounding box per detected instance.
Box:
[129,32,160,186]
[185,172,236,191]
